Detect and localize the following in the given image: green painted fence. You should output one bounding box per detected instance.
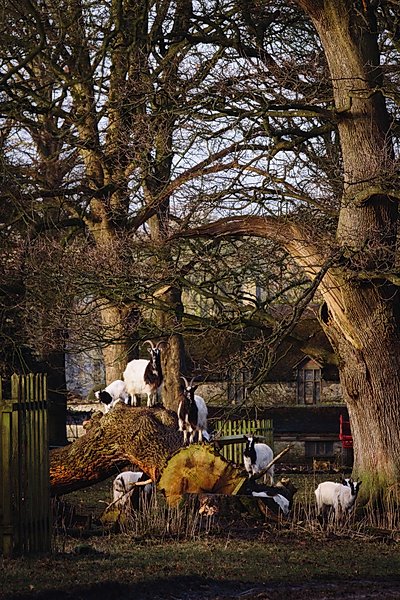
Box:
[211,417,273,467]
[0,374,51,557]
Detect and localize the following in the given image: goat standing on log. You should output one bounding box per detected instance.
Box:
[178,376,208,445]
[95,379,131,413]
[123,340,166,407]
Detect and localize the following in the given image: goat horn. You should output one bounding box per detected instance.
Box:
[155,340,168,349]
[181,376,190,388]
[143,339,155,348]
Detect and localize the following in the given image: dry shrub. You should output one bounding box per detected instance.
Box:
[116,492,215,541]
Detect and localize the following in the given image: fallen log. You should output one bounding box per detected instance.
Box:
[49,405,292,512]
[50,405,181,495]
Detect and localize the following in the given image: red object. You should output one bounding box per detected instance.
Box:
[339,414,353,448]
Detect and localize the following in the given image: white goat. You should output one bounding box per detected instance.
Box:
[123,340,166,407]
[95,379,130,413]
[178,376,208,444]
[315,478,362,520]
[243,435,274,485]
[112,471,154,511]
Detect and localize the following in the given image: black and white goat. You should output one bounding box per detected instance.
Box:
[245,477,298,518]
[123,340,166,407]
[243,435,274,484]
[315,477,362,520]
[95,379,131,413]
[178,376,208,444]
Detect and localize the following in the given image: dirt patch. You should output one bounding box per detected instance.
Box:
[5,577,400,600]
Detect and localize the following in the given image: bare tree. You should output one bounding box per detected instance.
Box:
[3,0,400,501]
[174,0,400,500]
[0,0,234,406]
[1,0,318,407]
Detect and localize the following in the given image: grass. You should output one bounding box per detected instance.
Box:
[2,473,400,599]
[2,533,400,598]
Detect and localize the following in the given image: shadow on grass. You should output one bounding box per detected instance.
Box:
[4,574,400,600]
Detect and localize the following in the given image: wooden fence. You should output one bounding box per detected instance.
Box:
[0,374,51,557]
[211,417,273,466]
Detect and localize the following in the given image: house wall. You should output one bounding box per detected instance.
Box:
[197,380,343,407]
[274,440,343,466]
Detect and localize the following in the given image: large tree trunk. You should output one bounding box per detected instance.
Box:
[320,285,400,499]
[99,303,133,384]
[162,332,186,411]
[296,0,400,500]
[179,2,400,502]
[154,285,186,410]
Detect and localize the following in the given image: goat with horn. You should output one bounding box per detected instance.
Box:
[178,376,209,445]
[123,340,167,407]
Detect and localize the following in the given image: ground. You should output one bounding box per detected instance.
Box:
[4,571,400,599]
[2,472,400,600]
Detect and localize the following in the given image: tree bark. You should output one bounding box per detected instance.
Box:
[153,284,187,410]
[49,405,181,496]
[49,405,248,506]
[99,303,132,384]
[320,285,400,499]
[295,0,400,500]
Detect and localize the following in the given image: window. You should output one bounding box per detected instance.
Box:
[305,441,334,458]
[227,369,250,404]
[296,359,321,405]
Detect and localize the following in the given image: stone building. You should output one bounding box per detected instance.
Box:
[65,304,351,466]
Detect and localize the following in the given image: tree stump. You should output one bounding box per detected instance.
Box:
[158,444,247,505]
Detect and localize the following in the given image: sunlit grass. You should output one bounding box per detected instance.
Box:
[3,473,400,598]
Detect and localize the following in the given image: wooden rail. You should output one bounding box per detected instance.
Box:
[211,417,273,466]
